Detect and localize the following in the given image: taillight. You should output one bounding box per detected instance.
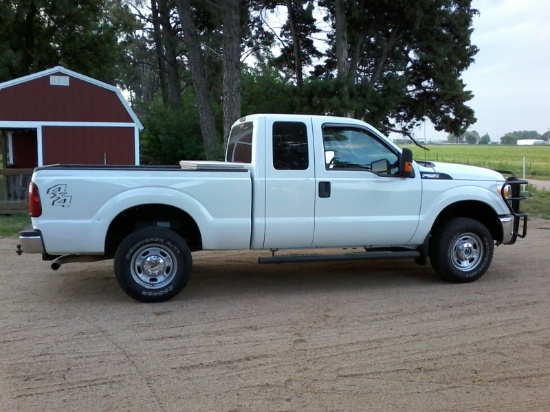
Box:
[28,182,42,217]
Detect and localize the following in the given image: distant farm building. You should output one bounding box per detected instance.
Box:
[517,139,548,146]
[0,66,143,213]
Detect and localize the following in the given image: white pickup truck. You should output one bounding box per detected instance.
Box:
[18,114,528,302]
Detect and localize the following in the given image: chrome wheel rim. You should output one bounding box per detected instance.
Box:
[130,244,177,289]
[451,233,483,272]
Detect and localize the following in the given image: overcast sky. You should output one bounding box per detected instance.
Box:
[421,0,550,141]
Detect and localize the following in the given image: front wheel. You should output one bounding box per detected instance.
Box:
[430,218,494,283]
[114,227,192,302]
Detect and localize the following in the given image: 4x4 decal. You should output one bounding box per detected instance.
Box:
[47,184,72,207]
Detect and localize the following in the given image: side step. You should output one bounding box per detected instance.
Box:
[258,249,420,264]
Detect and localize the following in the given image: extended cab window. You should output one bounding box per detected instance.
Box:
[322,126,399,176]
[226,121,253,163]
[273,121,309,170]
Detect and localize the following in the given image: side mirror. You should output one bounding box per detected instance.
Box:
[399,148,414,178]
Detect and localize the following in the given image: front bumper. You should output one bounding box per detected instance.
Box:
[499,215,527,245]
[17,227,45,254]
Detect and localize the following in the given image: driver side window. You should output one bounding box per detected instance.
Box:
[322,126,398,176]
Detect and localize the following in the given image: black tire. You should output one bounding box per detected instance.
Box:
[114,227,192,302]
[430,217,493,283]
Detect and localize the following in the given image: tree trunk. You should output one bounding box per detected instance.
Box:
[150,0,169,105]
[334,0,350,114]
[334,0,349,78]
[22,2,38,74]
[174,0,219,158]
[157,0,182,106]
[222,0,242,144]
[285,0,303,87]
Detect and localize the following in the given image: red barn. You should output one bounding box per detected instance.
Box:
[0,66,143,213]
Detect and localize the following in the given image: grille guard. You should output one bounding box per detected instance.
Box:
[495,170,528,244]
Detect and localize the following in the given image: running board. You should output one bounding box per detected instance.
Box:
[258,250,420,264]
[51,255,110,270]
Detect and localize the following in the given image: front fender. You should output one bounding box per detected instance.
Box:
[410,183,507,245]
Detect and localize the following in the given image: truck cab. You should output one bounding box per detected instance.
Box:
[226,114,422,249]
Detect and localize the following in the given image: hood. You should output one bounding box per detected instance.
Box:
[416,161,505,181]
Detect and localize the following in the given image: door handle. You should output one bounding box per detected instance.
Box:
[319,181,331,198]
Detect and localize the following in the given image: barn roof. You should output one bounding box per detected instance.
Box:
[0,66,143,129]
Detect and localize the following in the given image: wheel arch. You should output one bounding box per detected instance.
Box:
[105,203,203,257]
[430,200,502,248]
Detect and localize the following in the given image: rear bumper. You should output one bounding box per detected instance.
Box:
[18,226,45,254]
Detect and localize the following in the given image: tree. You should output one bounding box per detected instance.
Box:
[120,0,482,162]
[314,0,478,137]
[0,0,137,84]
[174,0,219,158]
[140,94,204,165]
[222,0,243,143]
[500,133,516,145]
[447,133,464,144]
[464,130,480,144]
[478,133,491,145]
[151,0,183,106]
[242,66,296,114]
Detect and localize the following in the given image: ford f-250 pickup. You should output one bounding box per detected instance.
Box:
[18,114,528,302]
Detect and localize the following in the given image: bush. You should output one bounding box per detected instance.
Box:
[140,96,207,165]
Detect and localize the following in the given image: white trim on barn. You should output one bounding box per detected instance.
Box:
[0,121,140,166]
[37,126,43,166]
[0,121,137,128]
[6,131,14,165]
[134,127,140,164]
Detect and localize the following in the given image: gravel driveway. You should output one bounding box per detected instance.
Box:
[1,219,549,411]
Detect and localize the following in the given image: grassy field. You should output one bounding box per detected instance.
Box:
[403,144,550,179]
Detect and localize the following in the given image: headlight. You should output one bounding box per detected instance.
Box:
[497,184,510,199]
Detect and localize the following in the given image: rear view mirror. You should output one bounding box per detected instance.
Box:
[399,148,414,178]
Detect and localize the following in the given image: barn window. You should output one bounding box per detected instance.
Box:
[50,75,70,86]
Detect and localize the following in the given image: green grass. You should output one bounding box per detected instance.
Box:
[403,144,550,179]
[0,214,31,237]
[523,185,550,220]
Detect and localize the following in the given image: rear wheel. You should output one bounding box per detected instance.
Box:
[114,227,192,302]
[430,218,493,283]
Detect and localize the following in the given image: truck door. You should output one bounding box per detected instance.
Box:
[263,119,316,248]
[312,121,422,247]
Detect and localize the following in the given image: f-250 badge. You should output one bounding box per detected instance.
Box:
[47,184,72,207]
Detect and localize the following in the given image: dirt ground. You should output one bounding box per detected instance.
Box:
[1,220,549,412]
[529,179,550,191]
